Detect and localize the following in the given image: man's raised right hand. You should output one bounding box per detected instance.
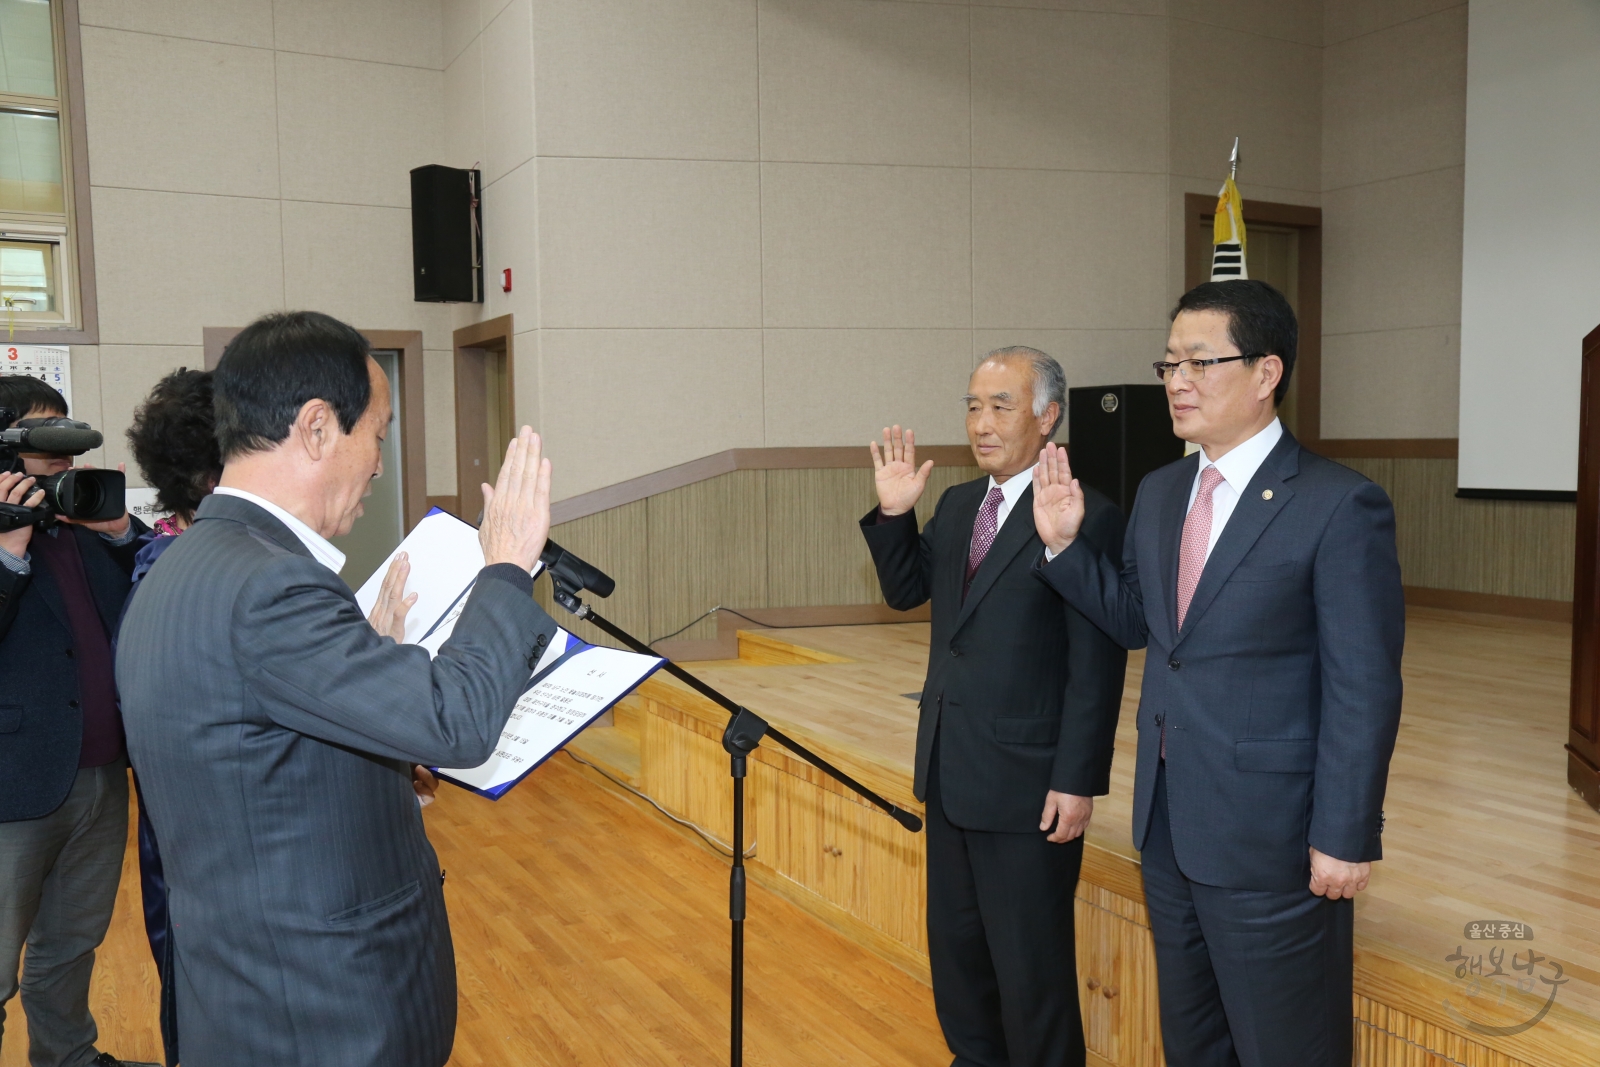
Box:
[479,426,553,572]
[869,425,934,518]
[1033,442,1086,555]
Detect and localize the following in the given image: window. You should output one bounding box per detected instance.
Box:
[0,0,78,331]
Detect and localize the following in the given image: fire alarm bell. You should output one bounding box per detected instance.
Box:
[501,268,512,293]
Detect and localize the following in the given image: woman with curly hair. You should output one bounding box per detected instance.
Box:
[122,367,222,1067]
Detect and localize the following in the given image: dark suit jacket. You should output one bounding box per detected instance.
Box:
[0,519,147,822]
[861,476,1127,833]
[1037,428,1405,891]
[116,494,560,1067]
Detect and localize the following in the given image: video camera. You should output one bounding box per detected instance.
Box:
[0,408,125,532]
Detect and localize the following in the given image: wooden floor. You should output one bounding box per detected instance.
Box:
[8,605,1597,1065]
[1,755,946,1067]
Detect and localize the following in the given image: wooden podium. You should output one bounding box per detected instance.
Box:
[1568,323,1600,811]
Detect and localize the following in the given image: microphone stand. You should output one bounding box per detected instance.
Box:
[547,575,922,1067]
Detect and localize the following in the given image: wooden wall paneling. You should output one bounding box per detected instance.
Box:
[535,498,651,649]
[1346,458,1576,602]
[639,695,737,844]
[1074,884,1163,1067]
[1352,995,1536,1067]
[647,469,769,643]
[765,468,889,608]
[915,464,983,525]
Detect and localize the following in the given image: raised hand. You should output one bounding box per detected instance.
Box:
[1033,442,1086,555]
[869,425,934,518]
[366,550,418,641]
[479,426,553,572]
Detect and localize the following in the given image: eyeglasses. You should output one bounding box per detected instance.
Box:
[1151,353,1263,383]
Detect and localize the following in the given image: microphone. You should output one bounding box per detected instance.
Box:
[539,538,614,598]
[1,418,103,456]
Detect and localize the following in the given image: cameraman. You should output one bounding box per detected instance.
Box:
[0,375,152,1067]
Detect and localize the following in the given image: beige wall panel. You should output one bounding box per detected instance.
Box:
[538,158,762,329]
[78,0,273,47]
[92,187,285,346]
[80,29,278,199]
[1169,0,1322,46]
[973,169,1166,330]
[539,329,764,500]
[647,469,768,640]
[443,0,480,66]
[542,499,651,647]
[761,329,973,448]
[1320,326,1459,439]
[1324,0,1464,46]
[1321,166,1464,336]
[276,52,444,208]
[1170,21,1321,192]
[766,467,893,608]
[761,162,971,329]
[1322,6,1466,192]
[67,346,105,469]
[424,348,457,496]
[482,0,516,27]
[535,0,758,161]
[443,37,485,170]
[482,0,535,184]
[1346,458,1575,602]
[972,0,1162,13]
[970,329,1170,438]
[479,159,539,329]
[758,0,969,168]
[281,201,450,348]
[97,346,204,473]
[971,6,1166,173]
[511,327,539,430]
[271,0,443,69]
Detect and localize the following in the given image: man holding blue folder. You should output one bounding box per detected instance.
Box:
[117,311,562,1067]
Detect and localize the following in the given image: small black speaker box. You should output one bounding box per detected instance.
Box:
[410,165,482,303]
[1067,384,1185,514]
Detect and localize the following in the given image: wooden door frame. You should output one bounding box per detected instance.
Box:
[201,326,429,531]
[1183,193,1324,446]
[448,315,515,522]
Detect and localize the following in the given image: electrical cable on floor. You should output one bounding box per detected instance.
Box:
[648,605,776,647]
[564,749,756,860]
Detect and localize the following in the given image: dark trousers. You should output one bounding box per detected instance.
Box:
[925,747,1087,1067]
[1140,762,1353,1067]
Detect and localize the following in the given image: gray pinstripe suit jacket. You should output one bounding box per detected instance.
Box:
[116,493,559,1067]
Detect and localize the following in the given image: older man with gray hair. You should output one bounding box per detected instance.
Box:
[861,347,1127,1067]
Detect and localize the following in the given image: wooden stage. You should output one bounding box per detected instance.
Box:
[11,607,1594,1066]
[566,607,1600,1067]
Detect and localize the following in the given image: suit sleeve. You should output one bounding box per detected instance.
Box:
[1308,480,1405,863]
[0,560,28,641]
[1050,497,1129,796]
[859,490,949,611]
[234,556,561,768]
[1034,484,1150,651]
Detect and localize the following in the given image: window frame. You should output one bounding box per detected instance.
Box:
[0,0,96,343]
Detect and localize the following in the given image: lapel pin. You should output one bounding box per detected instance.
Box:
[1262,489,1274,501]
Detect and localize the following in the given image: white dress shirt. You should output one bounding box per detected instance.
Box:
[1186,417,1283,562]
[990,463,1037,530]
[214,486,346,575]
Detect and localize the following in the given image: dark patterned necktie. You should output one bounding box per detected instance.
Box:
[964,485,1005,598]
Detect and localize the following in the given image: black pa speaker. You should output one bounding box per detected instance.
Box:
[1067,384,1185,514]
[410,165,482,303]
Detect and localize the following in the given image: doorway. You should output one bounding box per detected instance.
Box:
[1183,195,1323,445]
[339,349,406,588]
[452,315,516,524]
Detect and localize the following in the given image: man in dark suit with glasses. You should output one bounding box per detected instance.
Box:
[1032,280,1404,1066]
